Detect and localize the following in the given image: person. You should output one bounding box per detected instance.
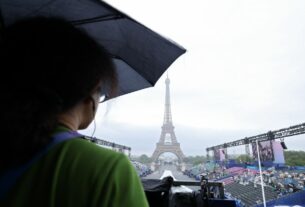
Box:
[0,17,149,206]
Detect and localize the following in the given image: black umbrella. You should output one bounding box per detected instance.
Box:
[0,0,186,99]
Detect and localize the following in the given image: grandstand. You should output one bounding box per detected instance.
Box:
[131,161,152,177]
[183,161,305,206]
[225,182,278,207]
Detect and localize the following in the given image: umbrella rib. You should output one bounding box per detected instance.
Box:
[25,0,56,18]
[110,55,155,86]
[70,14,124,26]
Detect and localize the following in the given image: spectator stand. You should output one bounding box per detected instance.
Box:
[131,161,152,177]
[254,189,305,207]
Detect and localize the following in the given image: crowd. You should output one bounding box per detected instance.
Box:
[184,162,305,198]
[233,168,305,197]
[131,161,153,177]
[183,162,222,180]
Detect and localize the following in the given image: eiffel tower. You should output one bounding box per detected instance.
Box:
[151,75,185,163]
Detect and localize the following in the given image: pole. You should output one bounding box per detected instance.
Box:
[256,140,266,207]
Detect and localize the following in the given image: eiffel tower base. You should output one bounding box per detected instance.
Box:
[151,143,185,163]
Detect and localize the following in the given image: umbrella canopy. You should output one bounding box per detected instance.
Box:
[0,0,186,98]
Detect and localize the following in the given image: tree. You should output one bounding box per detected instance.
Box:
[236,154,252,163]
[284,151,305,166]
[138,154,152,164]
[184,155,206,166]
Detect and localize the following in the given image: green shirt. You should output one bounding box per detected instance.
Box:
[2,128,149,207]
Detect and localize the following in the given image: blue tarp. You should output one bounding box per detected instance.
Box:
[255,190,305,207]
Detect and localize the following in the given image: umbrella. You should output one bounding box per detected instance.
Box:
[0,0,186,98]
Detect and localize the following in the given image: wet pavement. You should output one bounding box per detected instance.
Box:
[142,164,200,191]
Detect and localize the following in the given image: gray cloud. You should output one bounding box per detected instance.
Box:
[87,0,305,156]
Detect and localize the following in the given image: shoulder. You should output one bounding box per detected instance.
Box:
[61,138,136,176]
[60,138,122,157]
[56,139,149,206]
[49,139,135,196]
[53,138,126,170]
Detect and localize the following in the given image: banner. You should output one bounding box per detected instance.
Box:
[252,140,274,161]
[220,149,226,161]
[214,148,226,161]
[272,140,285,164]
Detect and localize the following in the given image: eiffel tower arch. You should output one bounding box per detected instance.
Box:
[151,76,185,163]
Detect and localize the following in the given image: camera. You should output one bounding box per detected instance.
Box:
[143,176,237,207]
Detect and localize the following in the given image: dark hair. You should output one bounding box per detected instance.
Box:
[0,17,117,170]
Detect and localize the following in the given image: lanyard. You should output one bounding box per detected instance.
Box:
[0,131,82,200]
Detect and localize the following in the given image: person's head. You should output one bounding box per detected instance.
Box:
[0,17,117,168]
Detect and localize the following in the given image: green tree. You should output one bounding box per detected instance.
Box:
[184,155,206,166]
[137,154,152,164]
[236,154,252,163]
[284,151,305,166]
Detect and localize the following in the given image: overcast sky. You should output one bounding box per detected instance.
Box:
[81,0,305,156]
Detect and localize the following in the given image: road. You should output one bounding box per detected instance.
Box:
[143,164,200,191]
